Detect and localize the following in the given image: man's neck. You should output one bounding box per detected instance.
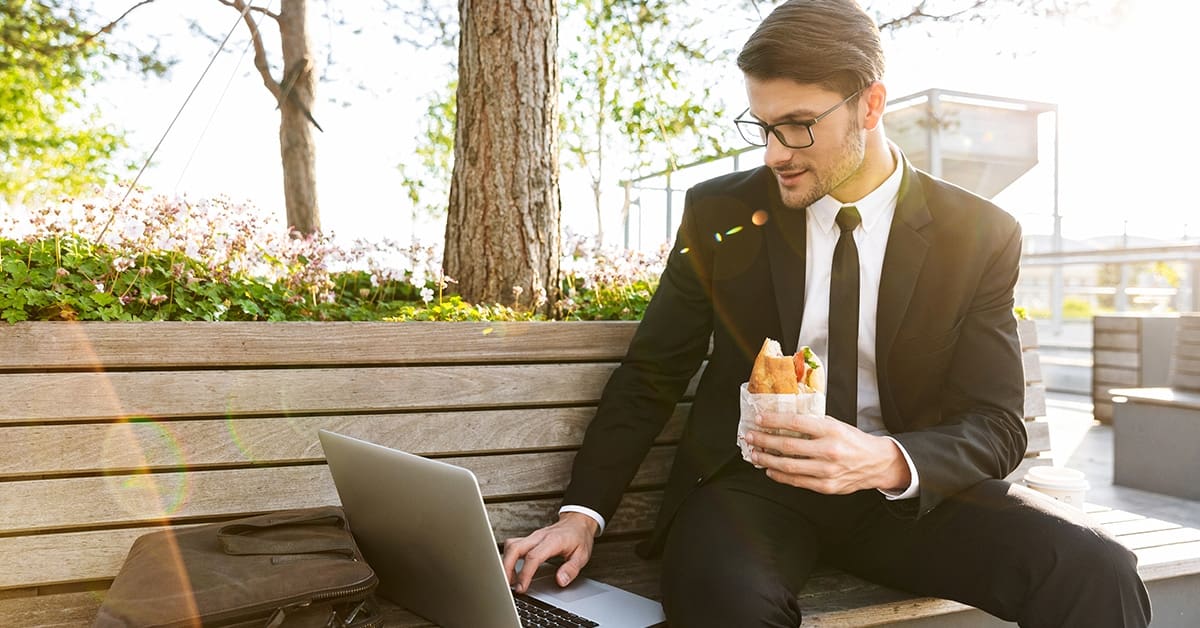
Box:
[831,132,897,204]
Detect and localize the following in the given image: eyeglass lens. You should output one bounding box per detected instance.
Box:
[736,121,812,149]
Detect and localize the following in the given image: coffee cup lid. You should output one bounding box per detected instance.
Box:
[1025,466,1090,491]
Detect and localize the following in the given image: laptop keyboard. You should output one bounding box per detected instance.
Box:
[514,592,600,627]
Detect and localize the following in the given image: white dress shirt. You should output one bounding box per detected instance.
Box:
[798,146,920,500]
[561,147,919,534]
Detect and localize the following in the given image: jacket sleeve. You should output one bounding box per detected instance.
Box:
[561,190,715,523]
[890,220,1027,519]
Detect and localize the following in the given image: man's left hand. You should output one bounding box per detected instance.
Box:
[745,411,911,494]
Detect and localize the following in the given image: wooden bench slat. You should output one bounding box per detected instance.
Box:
[1093,330,1139,351]
[0,526,198,589]
[0,466,337,533]
[1103,517,1186,537]
[0,321,641,370]
[1,449,672,533]
[1114,527,1200,552]
[0,591,106,628]
[489,492,663,542]
[0,364,696,423]
[1022,349,1042,384]
[1016,319,1038,349]
[0,407,689,478]
[1094,366,1139,387]
[1093,316,1142,332]
[1109,387,1200,411]
[1024,419,1051,455]
[1024,382,1047,419]
[0,366,616,423]
[1089,508,1147,526]
[1095,349,1139,369]
[1132,540,1200,581]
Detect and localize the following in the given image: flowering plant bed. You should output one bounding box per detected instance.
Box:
[1,189,664,323]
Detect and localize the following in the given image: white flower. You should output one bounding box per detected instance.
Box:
[420,287,435,304]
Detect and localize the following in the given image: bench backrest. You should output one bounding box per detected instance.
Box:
[0,319,1045,601]
[1168,314,1200,393]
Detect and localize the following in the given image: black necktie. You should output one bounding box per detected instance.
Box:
[828,206,861,426]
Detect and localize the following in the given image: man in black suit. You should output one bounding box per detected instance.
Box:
[503,1,1151,625]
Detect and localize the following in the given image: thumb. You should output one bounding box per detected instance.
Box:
[556,549,588,587]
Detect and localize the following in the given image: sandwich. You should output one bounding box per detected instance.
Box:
[747,338,824,395]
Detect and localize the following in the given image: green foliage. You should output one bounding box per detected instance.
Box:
[399,78,457,217]
[557,277,655,320]
[0,1,140,203]
[1061,296,1095,320]
[0,234,658,323]
[386,296,537,322]
[559,0,728,174]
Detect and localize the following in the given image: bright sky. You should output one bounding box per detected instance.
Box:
[90,0,1199,249]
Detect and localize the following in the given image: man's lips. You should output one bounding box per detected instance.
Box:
[774,169,807,186]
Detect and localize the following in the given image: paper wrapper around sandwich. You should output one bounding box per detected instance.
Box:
[736,383,826,468]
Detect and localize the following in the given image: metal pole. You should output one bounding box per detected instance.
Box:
[928,91,943,178]
[1050,109,1064,334]
[623,181,631,250]
[665,171,674,245]
[1117,221,1129,311]
[1190,260,1200,313]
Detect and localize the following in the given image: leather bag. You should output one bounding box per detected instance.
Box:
[94,506,381,628]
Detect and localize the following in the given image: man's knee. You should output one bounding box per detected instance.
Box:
[660,550,801,628]
[1020,507,1151,627]
[658,486,809,627]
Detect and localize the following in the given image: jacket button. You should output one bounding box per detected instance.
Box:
[695,475,704,486]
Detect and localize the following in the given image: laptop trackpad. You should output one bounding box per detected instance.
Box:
[528,576,609,603]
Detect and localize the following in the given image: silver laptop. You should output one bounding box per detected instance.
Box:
[318,430,666,628]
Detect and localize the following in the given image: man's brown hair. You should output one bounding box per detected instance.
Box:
[737,0,884,98]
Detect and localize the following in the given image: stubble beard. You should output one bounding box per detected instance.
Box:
[775,120,867,210]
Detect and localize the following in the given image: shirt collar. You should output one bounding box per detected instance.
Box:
[808,143,905,235]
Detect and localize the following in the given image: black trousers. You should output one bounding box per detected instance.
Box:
[660,459,1151,627]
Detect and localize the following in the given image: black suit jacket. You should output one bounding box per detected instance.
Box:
[562,161,1027,555]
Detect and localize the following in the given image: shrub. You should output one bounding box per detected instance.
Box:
[1,189,666,322]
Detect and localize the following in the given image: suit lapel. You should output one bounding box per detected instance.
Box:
[876,164,933,368]
[762,178,807,355]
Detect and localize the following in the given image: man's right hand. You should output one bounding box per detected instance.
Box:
[501,512,598,594]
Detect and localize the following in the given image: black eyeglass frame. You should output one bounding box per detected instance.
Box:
[734,87,865,149]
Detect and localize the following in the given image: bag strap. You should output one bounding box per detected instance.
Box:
[218,507,357,557]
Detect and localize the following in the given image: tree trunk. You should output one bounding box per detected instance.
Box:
[445,0,560,310]
[278,0,319,235]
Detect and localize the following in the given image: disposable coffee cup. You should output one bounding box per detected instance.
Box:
[1024,466,1089,510]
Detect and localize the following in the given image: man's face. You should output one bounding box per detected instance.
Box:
[744,77,867,209]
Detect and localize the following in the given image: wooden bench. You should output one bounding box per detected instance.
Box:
[0,319,1195,626]
[1110,313,1200,501]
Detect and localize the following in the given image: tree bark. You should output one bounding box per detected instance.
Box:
[277,0,320,235]
[445,0,560,310]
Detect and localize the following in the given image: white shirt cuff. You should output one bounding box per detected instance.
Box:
[558,505,606,536]
[878,436,920,500]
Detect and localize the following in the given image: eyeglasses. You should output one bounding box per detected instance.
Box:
[734,88,864,149]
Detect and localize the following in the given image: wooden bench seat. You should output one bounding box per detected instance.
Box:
[1,319,1194,627]
[1110,313,1200,501]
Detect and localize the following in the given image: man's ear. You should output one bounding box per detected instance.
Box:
[862,81,888,131]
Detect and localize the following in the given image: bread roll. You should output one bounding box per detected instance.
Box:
[748,339,800,394]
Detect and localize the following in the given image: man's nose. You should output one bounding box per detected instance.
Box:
[763,133,793,169]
